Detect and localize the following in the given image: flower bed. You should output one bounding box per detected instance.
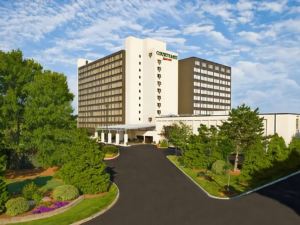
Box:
[32,202,69,214]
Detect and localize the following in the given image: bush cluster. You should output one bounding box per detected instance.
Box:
[103,145,118,155]
[22,182,42,204]
[5,197,29,216]
[159,140,168,148]
[53,185,79,201]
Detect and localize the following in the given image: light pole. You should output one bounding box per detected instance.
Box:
[226,154,231,191]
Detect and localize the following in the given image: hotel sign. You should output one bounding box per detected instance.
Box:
[156,51,178,60]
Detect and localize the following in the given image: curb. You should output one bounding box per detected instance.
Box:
[0,196,84,225]
[71,184,120,225]
[104,152,120,161]
[167,156,300,200]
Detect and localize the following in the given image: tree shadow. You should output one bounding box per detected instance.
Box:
[246,150,300,215]
[106,166,117,183]
[7,176,53,195]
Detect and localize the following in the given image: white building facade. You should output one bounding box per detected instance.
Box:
[155,113,300,144]
[125,36,178,125]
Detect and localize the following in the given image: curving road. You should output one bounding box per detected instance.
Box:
[85,145,300,225]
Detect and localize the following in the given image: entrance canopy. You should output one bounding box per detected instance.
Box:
[97,124,155,132]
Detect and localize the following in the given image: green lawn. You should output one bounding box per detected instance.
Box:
[167,155,246,197]
[10,183,118,225]
[6,176,64,195]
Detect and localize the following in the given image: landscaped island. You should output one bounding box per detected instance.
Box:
[163,105,300,198]
[0,50,118,223]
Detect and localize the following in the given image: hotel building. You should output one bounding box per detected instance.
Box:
[78,36,178,139]
[78,36,299,145]
[178,57,231,116]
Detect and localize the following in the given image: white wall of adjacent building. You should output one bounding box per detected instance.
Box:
[125,36,178,125]
[155,113,300,144]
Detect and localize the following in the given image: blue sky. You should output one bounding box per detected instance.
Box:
[0,0,299,114]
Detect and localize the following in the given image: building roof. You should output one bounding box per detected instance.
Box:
[97,124,155,131]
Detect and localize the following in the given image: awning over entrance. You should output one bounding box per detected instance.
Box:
[97,124,155,132]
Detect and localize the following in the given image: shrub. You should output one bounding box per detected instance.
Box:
[0,177,9,213]
[22,182,39,200]
[53,185,79,201]
[103,145,118,155]
[5,197,29,216]
[58,144,110,194]
[211,160,226,175]
[159,140,168,148]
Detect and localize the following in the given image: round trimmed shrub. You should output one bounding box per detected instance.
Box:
[211,160,226,175]
[5,197,29,216]
[103,145,118,155]
[53,185,79,201]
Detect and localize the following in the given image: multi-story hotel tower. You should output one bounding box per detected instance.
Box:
[77,36,178,133]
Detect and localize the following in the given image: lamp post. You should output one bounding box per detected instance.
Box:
[227,154,231,191]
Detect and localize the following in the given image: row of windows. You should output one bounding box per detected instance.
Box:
[79,67,123,84]
[79,97,122,111]
[193,110,228,115]
[194,75,230,85]
[78,54,123,73]
[78,116,123,123]
[79,89,122,101]
[79,81,122,95]
[194,68,230,80]
[79,74,122,90]
[193,96,230,103]
[79,107,122,117]
[193,89,231,97]
[194,61,231,74]
[79,98,123,107]
[193,103,231,110]
[193,82,231,91]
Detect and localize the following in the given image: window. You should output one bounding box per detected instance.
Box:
[139,62,141,65]
[157,74,161,79]
[157,59,162,65]
[157,67,161,72]
[139,82,141,86]
[139,96,141,100]
[139,90,141,93]
[157,88,161,93]
[297,118,299,130]
[139,54,141,58]
[139,111,141,114]
[202,62,207,67]
[157,103,161,107]
[157,81,162,86]
[195,61,200,66]
[157,95,161,101]
[139,117,141,121]
[139,104,141,107]
[139,68,141,72]
[157,110,161,115]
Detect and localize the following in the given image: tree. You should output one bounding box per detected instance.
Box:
[162,122,192,151]
[267,134,289,162]
[220,104,264,171]
[22,71,74,167]
[0,150,9,213]
[180,135,210,169]
[58,129,110,194]
[0,50,42,156]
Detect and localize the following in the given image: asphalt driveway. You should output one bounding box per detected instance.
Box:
[84,145,300,225]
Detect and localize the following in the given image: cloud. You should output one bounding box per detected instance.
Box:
[258,0,288,13]
[183,24,231,47]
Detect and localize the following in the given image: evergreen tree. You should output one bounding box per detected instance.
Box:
[267,134,289,162]
[220,104,264,171]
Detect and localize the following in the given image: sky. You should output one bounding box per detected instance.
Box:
[0,0,299,114]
